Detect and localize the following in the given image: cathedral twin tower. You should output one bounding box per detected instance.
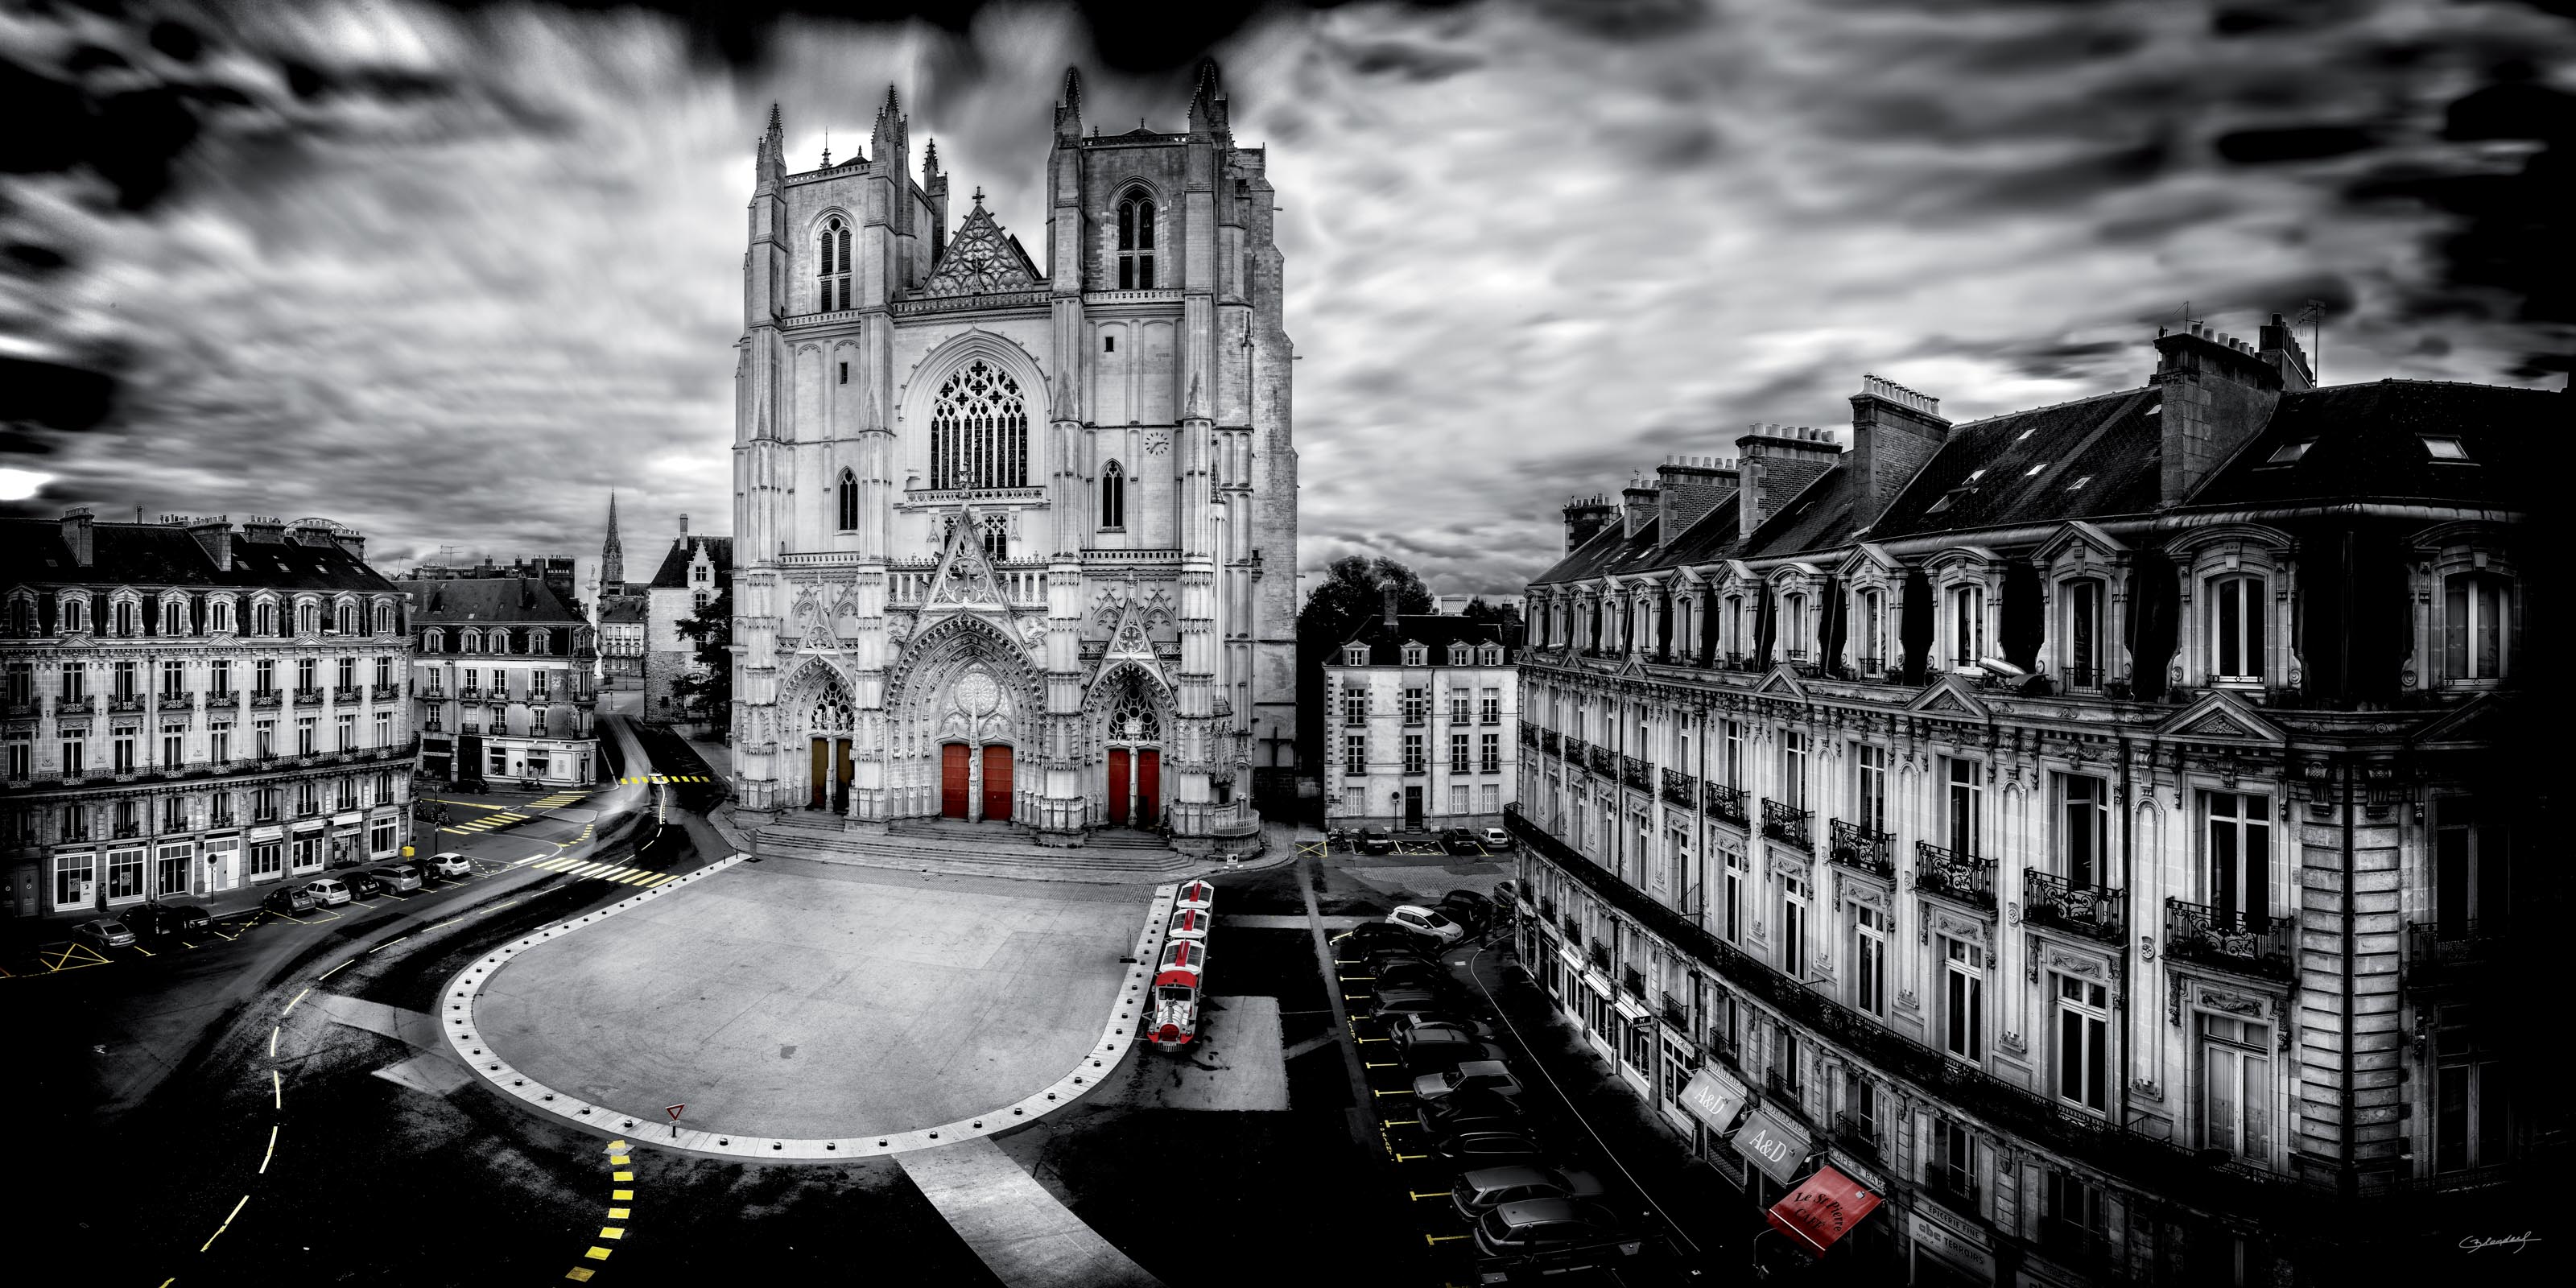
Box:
[727,66,1296,848]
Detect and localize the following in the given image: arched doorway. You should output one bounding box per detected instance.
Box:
[1096,668,1166,828]
[940,743,971,819]
[800,672,857,813]
[982,744,1014,821]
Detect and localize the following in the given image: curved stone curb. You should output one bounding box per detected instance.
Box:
[442,857,1179,1160]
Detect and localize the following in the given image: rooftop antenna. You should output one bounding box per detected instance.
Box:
[2297,299,2326,383]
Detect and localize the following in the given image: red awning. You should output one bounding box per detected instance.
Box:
[1763,1165,1883,1257]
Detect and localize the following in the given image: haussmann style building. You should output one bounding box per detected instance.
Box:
[724,67,1297,852]
[2,510,417,919]
[1508,316,2554,1285]
[1323,601,1517,832]
[400,576,599,791]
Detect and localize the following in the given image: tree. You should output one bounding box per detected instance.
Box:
[668,586,733,737]
[1294,555,1435,782]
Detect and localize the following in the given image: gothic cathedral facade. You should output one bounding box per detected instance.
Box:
[728,68,1295,848]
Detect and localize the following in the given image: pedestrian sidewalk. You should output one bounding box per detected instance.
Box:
[1465,946,1766,1278]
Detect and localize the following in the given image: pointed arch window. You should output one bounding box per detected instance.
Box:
[837,469,860,531]
[1117,194,1156,290]
[929,359,1029,489]
[818,217,851,312]
[1100,460,1126,529]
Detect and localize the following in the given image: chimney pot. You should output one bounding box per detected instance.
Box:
[60,506,95,568]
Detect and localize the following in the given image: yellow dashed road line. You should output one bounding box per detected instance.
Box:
[566,1141,638,1280]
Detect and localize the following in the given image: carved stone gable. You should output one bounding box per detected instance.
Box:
[919,199,1040,298]
[921,504,1011,614]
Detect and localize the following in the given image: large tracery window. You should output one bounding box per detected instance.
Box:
[818,217,851,312]
[1100,460,1125,529]
[930,360,1029,490]
[1117,194,1156,290]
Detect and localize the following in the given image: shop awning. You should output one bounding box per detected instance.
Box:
[1678,1068,1748,1131]
[1613,994,1652,1023]
[1763,1164,1883,1257]
[1732,1104,1814,1186]
[1558,944,1586,973]
[1579,970,1614,998]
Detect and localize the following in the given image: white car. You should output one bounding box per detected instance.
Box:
[1480,827,1512,851]
[426,852,473,878]
[1388,904,1465,946]
[302,877,353,906]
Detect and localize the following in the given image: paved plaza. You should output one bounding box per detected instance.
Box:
[471,854,1153,1139]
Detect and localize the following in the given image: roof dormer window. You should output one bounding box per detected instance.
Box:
[1402,644,1427,667]
[1343,644,1368,667]
[2264,441,2313,465]
[2420,435,2470,461]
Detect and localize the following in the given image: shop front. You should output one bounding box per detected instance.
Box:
[1909,1207,1998,1287]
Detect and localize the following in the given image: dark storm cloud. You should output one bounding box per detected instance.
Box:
[3,0,2570,591]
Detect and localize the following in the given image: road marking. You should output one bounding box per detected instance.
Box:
[318,960,350,980]
[200,1194,250,1251]
[612,1171,634,1182]
[369,935,408,953]
[261,1125,278,1173]
[607,1207,630,1219]
[1373,1088,1414,1097]
[1424,1233,1467,1245]
[584,1247,612,1261]
[272,1069,283,1108]
[1409,1191,1448,1201]
[612,1189,633,1200]
[564,1270,596,1283]
[599,1228,625,1241]
[283,986,310,1015]
[270,1026,279,1057]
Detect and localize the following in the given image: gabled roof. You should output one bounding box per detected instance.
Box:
[1331,613,1508,667]
[397,577,584,625]
[597,599,648,625]
[2190,379,2560,510]
[1869,387,2162,539]
[0,519,394,592]
[919,200,1042,298]
[649,537,733,590]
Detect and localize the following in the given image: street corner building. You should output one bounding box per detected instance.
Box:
[2,510,419,919]
[1507,320,2557,1283]
[398,576,601,791]
[642,520,731,724]
[724,67,1297,851]
[1323,603,1519,832]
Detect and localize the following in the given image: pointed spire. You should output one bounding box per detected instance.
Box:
[767,101,781,134]
[871,82,906,159]
[821,129,831,168]
[755,102,786,194]
[881,83,900,118]
[1187,60,1228,137]
[1055,65,1084,141]
[923,137,939,174]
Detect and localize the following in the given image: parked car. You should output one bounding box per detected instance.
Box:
[1358,939,1443,968]
[1414,1059,1525,1105]
[1369,987,1458,1018]
[338,869,386,898]
[1373,959,1458,991]
[1422,1088,1531,1136]
[1451,1166,1607,1223]
[264,886,318,914]
[1384,1012,1493,1042]
[424,851,473,878]
[1480,827,1513,852]
[1388,905,1466,945]
[1429,1129,1550,1166]
[301,877,353,906]
[369,865,423,893]
[1471,1197,1632,1261]
[1397,1028,1509,1075]
[70,918,137,949]
[122,901,211,938]
[1355,826,1397,855]
[1336,922,1426,953]
[1436,892,1493,935]
[1439,827,1484,855]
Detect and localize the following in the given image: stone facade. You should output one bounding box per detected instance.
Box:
[643,530,729,725]
[401,577,599,788]
[1513,321,2551,1282]
[726,68,1295,847]
[1323,613,1517,832]
[2,510,415,918]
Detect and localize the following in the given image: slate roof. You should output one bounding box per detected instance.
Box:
[2190,379,2560,510]
[0,519,394,591]
[1331,614,1509,666]
[396,577,583,625]
[648,537,733,590]
[597,598,648,625]
[1867,386,2163,541]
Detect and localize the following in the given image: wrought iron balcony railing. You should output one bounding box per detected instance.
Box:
[2164,898,2295,980]
[108,695,145,712]
[1538,729,1559,757]
[1587,941,1612,973]
[332,685,363,704]
[1587,745,1616,778]
[2025,869,2125,942]
[1621,965,1646,998]
[1915,841,1996,910]
[371,683,402,700]
[1620,754,1652,792]
[1659,768,1698,810]
[1518,723,1538,748]
[2403,919,2500,988]
[1761,799,1812,850]
[1827,819,1895,881]
[250,691,282,708]
[1703,782,1747,826]
[292,687,323,706]
[157,691,194,710]
[1660,992,1688,1029]
[1831,1112,1880,1162]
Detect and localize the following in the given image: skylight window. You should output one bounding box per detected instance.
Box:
[2024,462,2048,477]
[2066,476,2091,491]
[1966,469,1987,483]
[2016,427,2037,441]
[2265,441,2313,464]
[2421,436,2470,461]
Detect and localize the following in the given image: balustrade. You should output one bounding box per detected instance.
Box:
[2024,869,2124,942]
[1761,799,1812,850]
[1915,840,1996,909]
[1827,819,1894,880]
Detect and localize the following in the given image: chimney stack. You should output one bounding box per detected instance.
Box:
[2152,324,2284,506]
[1562,494,1617,553]
[1848,374,1951,534]
[1620,474,1661,539]
[2256,313,2316,392]
[187,515,233,572]
[679,513,690,539]
[1735,423,1844,539]
[241,515,287,543]
[1653,456,1739,544]
[60,506,93,568]
[1381,585,1399,630]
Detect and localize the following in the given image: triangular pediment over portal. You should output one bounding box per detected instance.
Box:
[1906,674,1990,718]
[2157,690,2285,745]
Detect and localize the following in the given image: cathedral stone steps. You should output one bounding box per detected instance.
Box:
[753,817,1200,885]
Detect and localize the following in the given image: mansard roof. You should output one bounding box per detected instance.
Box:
[919,200,1042,298]
[0,518,394,592]
[398,576,583,626]
[2189,379,2559,510]
[1332,613,1508,666]
[649,536,734,589]
[1868,386,2162,540]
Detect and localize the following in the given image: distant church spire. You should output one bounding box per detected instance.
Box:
[601,490,625,590]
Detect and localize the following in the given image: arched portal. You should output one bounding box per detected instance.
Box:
[886,615,1041,823]
[1087,663,1171,829]
[779,660,857,814]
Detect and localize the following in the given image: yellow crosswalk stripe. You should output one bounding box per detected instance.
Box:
[537,857,580,872]
[643,874,678,887]
[617,871,655,885]
[572,861,614,877]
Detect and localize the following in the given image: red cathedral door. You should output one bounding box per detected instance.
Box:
[940,744,971,819]
[1106,749,1130,824]
[809,740,828,810]
[981,745,1014,822]
[1137,749,1162,827]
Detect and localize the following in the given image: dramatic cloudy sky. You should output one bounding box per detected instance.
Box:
[2,0,2570,594]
